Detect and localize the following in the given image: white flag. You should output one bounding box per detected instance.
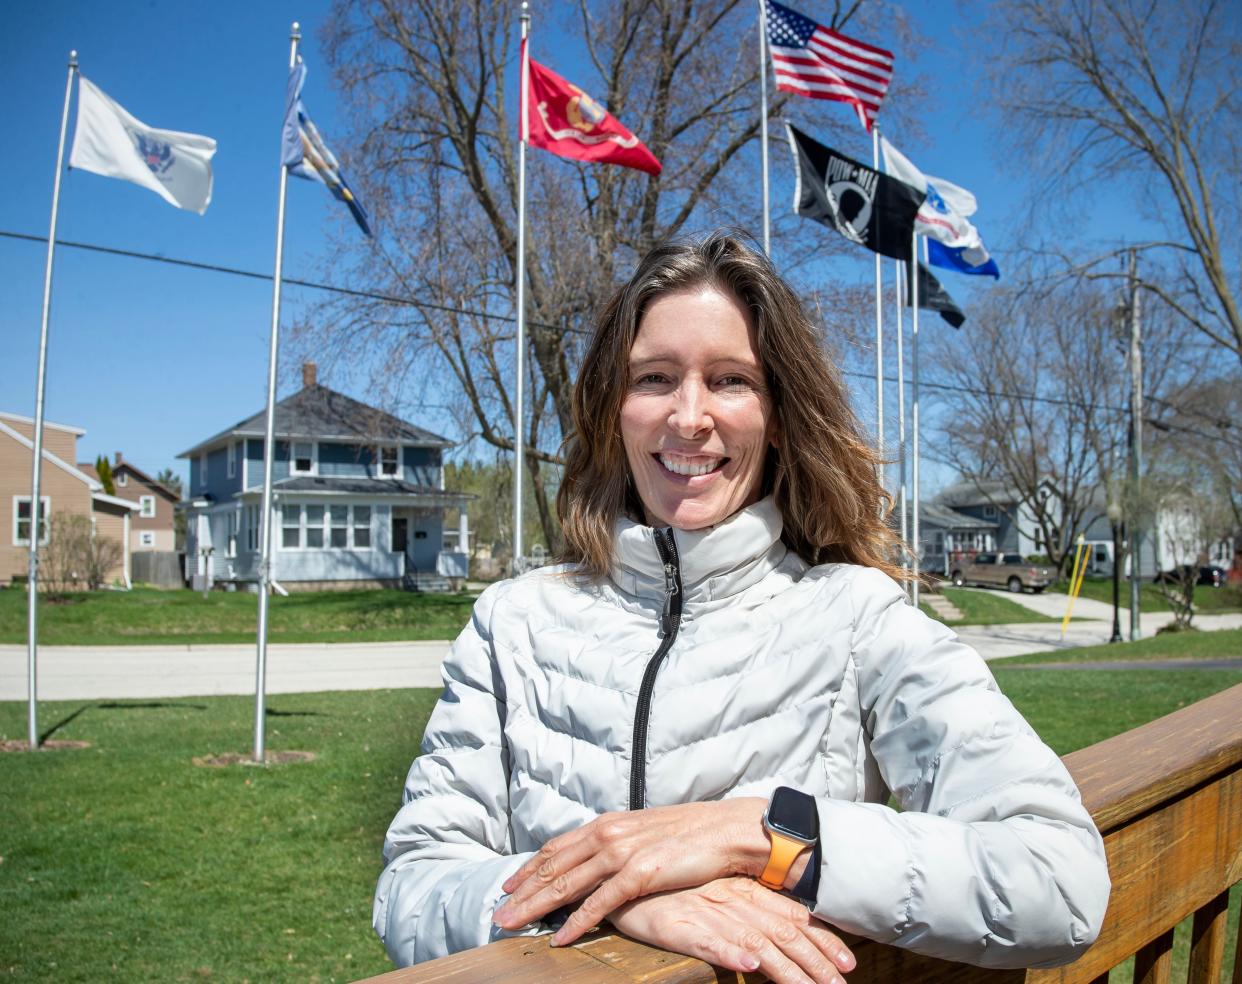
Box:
[880,136,979,248]
[69,76,217,215]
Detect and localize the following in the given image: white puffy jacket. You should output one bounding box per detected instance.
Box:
[375,498,1109,969]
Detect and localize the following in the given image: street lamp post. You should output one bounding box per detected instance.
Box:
[1107,496,1123,643]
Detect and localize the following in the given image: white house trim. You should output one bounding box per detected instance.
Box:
[92,492,141,511]
[12,495,51,546]
[0,411,86,436]
[0,420,101,489]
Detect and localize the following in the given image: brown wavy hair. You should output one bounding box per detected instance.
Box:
[556,232,906,581]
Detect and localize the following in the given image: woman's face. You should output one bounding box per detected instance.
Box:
[621,286,777,530]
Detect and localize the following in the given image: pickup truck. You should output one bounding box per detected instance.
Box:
[949,552,1056,593]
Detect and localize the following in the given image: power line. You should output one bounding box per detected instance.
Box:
[0,228,1144,418]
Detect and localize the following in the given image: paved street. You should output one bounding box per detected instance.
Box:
[2,589,1238,701]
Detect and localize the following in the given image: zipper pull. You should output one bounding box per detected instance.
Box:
[656,529,680,636]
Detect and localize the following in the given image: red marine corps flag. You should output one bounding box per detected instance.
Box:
[522,40,661,176]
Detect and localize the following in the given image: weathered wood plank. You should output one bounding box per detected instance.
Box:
[1131,929,1174,984]
[998,764,1242,984]
[1187,890,1229,984]
[1060,684,1242,833]
[358,685,1242,984]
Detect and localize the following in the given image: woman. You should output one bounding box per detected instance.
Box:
[374,234,1110,982]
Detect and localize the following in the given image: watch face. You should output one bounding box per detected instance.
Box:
[767,786,817,841]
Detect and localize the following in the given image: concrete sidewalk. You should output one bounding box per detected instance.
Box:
[0,640,450,701]
[4,598,1240,701]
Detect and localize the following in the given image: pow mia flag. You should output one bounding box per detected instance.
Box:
[904,260,966,329]
[785,122,923,260]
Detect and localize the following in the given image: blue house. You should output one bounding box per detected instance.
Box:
[178,363,470,591]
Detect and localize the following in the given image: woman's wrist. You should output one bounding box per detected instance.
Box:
[728,797,774,877]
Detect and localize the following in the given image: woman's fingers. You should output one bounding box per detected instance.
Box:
[705,905,844,984]
[730,880,855,972]
[494,852,612,929]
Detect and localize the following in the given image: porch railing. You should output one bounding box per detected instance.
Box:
[355,682,1242,984]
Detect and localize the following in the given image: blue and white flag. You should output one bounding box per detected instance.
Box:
[879,136,978,248]
[927,238,1001,279]
[68,76,216,214]
[282,62,371,237]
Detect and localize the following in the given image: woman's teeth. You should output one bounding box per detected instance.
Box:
[658,454,723,476]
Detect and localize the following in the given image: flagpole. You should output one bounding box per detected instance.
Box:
[894,257,908,585]
[513,3,530,572]
[27,49,78,751]
[911,232,921,608]
[757,0,770,255]
[872,124,883,458]
[254,21,301,765]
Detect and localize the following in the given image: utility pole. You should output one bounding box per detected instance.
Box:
[1127,249,1142,641]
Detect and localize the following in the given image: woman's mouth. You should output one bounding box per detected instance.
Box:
[656,453,726,477]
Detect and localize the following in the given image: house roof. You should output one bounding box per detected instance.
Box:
[256,475,472,502]
[915,501,1000,531]
[80,461,181,502]
[177,383,453,457]
[92,491,141,511]
[933,479,1023,509]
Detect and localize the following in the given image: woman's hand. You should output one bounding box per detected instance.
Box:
[608,877,854,984]
[493,798,773,944]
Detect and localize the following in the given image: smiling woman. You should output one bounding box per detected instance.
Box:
[620,287,776,530]
[375,234,1110,984]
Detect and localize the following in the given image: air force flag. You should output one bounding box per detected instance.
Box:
[282,62,371,237]
[68,76,217,214]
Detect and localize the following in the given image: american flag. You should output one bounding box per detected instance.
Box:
[764,0,893,131]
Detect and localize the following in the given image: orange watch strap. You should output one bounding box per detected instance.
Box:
[759,831,807,890]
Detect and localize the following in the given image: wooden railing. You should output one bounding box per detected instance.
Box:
[357,683,1242,984]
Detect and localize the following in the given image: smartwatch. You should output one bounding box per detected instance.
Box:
[759,786,819,891]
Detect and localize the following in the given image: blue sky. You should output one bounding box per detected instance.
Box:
[1,1,1154,491]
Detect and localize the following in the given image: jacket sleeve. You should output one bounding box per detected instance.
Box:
[373,585,542,966]
[809,568,1110,969]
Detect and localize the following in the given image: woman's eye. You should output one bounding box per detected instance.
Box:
[718,375,753,389]
[634,373,670,386]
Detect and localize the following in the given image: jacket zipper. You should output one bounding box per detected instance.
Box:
[629,527,683,811]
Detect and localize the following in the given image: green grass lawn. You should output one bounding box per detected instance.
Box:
[919,586,1059,625]
[1000,626,1242,667]
[0,586,477,646]
[2,663,1239,981]
[1052,576,1242,615]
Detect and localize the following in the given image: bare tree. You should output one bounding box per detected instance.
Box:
[931,281,1187,573]
[299,0,922,548]
[982,0,1242,364]
[37,515,123,595]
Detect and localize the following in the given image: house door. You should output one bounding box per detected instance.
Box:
[391,517,408,554]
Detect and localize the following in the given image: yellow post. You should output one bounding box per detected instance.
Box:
[1061,534,1088,637]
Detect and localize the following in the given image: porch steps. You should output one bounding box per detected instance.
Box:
[922,592,964,622]
[403,570,453,593]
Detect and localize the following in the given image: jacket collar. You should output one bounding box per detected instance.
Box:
[609,497,787,604]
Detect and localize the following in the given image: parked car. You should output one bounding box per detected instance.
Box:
[1153,565,1226,588]
[950,552,1056,593]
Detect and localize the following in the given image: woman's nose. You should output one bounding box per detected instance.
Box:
[668,382,712,436]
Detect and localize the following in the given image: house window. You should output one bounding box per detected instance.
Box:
[377,445,399,478]
[139,531,156,548]
[245,505,260,551]
[281,504,301,549]
[199,453,208,488]
[227,442,236,479]
[330,505,349,548]
[139,495,156,518]
[226,510,239,558]
[982,505,998,519]
[291,442,315,475]
[353,505,371,548]
[13,496,51,546]
[304,504,325,548]
[117,473,128,487]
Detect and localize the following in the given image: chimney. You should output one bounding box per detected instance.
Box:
[114,451,123,465]
[302,362,318,388]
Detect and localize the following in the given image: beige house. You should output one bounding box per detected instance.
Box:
[80,453,179,553]
[0,411,139,587]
